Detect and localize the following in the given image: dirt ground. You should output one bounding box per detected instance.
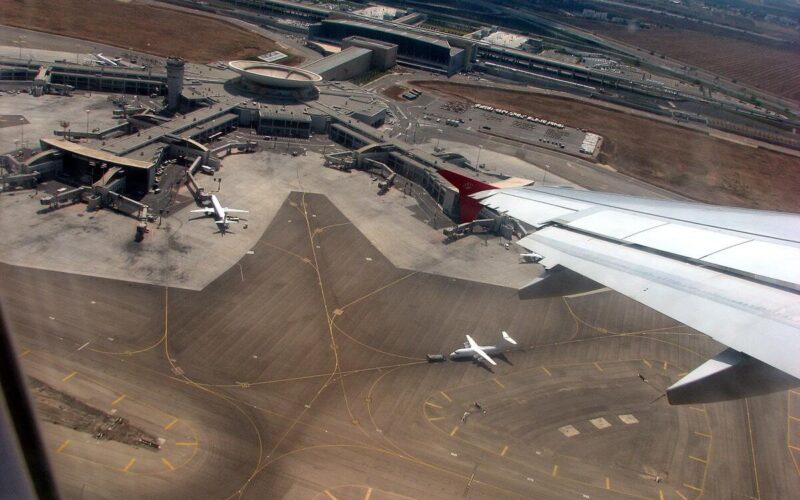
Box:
[383,84,408,101]
[413,81,800,212]
[0,0,284,63]
[29,377,159,450]
[567,19,800,103]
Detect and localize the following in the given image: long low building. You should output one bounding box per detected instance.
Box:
[309,19,466,75]
[257,104,312,138]
[219,0,329,20]
[0,58,167,96]
[100,98,244,157]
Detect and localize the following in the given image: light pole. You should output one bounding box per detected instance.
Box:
[85,110,90,135]
[475,145,483,168]
[14,36,24,59]
[543,164,550,184]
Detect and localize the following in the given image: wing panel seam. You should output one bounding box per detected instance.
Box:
[696,238,753,261]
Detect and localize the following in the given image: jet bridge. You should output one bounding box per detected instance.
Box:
[443,215,518,242]
[362,158,396,194]
[323,151,355,170]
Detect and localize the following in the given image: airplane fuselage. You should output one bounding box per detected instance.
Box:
[210,194,226,223]
[190,194,246,233]
[450,345,502,360]
[96,54,119,66]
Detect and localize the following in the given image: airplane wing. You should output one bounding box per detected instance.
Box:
[190,208,214,214]
[225,209,248,214]
[440,169,800,404]
[467,335,497,366]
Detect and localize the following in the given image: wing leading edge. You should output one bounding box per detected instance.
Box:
[466,335,497,366]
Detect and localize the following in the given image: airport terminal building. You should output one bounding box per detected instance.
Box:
[10,50,390,204]
[309,19,467,75]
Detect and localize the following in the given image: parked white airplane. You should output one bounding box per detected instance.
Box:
[93,53,119,66]
[450,331,517,365]
[439,168,800,404]
[190,194,247,232]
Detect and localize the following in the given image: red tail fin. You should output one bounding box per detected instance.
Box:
[438,169,497,223]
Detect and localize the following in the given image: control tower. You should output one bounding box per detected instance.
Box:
[166,57,185,111]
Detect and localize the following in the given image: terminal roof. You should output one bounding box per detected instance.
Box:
[41,138,153,169]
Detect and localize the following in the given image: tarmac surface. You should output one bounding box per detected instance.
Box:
[0,150,532,291]
[0,92,122,152]
[0,24,159,65]
[2,190,798,499]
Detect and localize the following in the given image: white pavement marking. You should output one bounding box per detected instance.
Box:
[77,341,91,351]
[559,425,580,437]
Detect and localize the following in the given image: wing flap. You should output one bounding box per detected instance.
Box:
[667,348,800,404]
[518,227,800,379]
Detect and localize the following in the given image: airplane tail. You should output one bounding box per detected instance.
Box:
[501,331,517,346]
[437,169,498,223]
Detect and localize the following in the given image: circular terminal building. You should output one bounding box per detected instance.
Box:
[228,61,322,95]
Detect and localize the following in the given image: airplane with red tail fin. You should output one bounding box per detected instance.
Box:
[436,169,498,223]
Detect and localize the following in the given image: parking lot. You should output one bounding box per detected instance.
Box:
[415,97,596,158]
